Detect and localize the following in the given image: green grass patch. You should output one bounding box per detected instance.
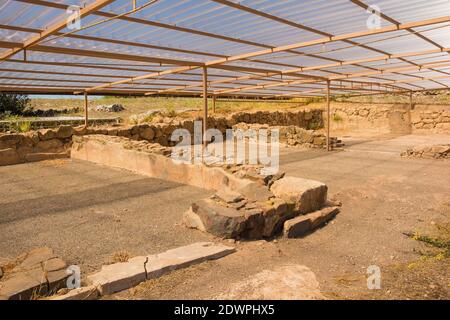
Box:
[404,226,450,258]
[332,114,344,122]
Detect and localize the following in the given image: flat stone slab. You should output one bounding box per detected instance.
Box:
[271,176,327,214]
[283,206,340,238]
[217,265,325,300]
[87,242,235,296]
[0,247,69,300]
[237,182,274,202]
[48,286,99,300]
[214,189,244,204]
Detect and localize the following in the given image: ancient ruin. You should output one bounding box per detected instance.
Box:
[1,0,449,304]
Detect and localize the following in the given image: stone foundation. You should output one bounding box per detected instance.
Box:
[71,135,333,239]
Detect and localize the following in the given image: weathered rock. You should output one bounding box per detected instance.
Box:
[0,266,3,279]
[185,199,246,238]
[214,189,244,203]
[271,177,327,214]
[283,206,339,238]
[237,182,274,202]
[139,126,155,141]
[217,265,325,300]
[0,148,21,166]
[183,207,206,232]
[0,269,46,300]
[55,125,74,139]
[24,132,40,145]
[87,242,234,295]
[37,129,56,141]
[48,286,99,300]
[263,171,285,187]
[35,139,63,151]
[261,199,295,237]
[401,144,450,159]
[0,134,21,148]
[18,247,57,269]
[0,247,69,300]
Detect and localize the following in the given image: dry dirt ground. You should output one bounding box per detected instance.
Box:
[0,160,212,274]
[1,133,449,299]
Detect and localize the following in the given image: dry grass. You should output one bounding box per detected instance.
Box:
[107,251,132,264]
[115,261,213,300]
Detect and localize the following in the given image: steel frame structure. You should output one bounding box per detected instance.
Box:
[0,0,449,138]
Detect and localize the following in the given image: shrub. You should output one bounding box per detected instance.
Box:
[141,114,154,123]
[306,120,322,130]
[332,114,343,122]
[0,93,30,116]
[17,121,32,132]
[4,116,32,133]
[165,105,177,118]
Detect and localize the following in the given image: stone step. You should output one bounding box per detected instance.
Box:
[87,242,235,296]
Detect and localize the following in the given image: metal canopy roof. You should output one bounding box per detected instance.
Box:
[0,0,449,97]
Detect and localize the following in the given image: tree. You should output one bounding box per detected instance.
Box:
[0,93,30,115]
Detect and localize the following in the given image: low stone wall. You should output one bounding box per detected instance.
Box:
[71,135,252,192]
[0,117,119,132]
[229,109,323,129]
[329,103,450,134]
[401,144,450,159]
[233,123,335,148]
[410,108,450,132]
[0,109,330,166]
[0,126,74,166]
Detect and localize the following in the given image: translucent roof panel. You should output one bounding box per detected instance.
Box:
[0,0,448,97]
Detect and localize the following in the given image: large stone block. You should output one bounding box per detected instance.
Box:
[56,125,74,139]
[0,148,21,166]
[0,134,22,149]
[37,129,56,141]
[185,199,247,238]
[139,125,155,141]
[283,206,339,238]
[271,177,327,214]
[35,139,63,152]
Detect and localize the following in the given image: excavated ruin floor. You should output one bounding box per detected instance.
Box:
[1,133,449,299]
[0,160,213,274]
